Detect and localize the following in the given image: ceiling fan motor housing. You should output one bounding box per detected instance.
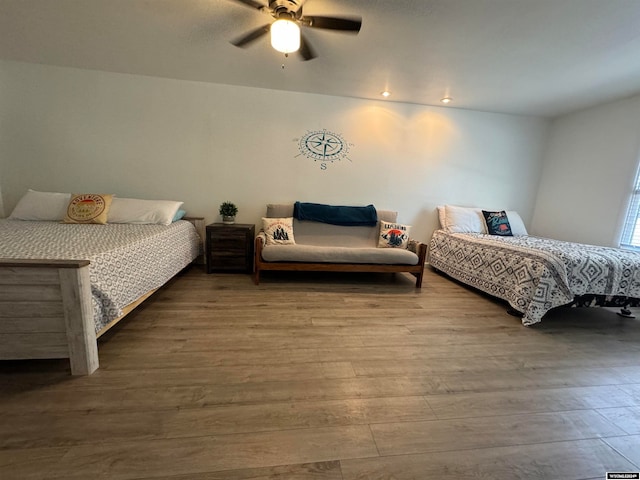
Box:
[269,0,304,18]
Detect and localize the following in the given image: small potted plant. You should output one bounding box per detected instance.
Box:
[219,201,238,224]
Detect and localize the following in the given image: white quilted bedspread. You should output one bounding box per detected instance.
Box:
[0,219,200,331]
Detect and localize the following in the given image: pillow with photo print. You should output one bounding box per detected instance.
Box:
[482,210,513,236]
[378,221,411,249]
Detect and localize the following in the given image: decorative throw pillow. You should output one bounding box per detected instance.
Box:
[262,217,295,245]
[482,210,513,236]
[378,221,411,248]
[63,193,113,224]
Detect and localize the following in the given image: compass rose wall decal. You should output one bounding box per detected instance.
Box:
[294,129,354,170]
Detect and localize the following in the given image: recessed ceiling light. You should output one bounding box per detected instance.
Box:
[441,97,452,104]
[381,91,391,98]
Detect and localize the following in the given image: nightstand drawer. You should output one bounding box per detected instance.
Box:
[209,255,249,269]
[210,230,247,241]
[210,251,248,261]
[210,238,247,251]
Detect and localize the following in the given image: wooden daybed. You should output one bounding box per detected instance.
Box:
[255,236,427,287]
[254,203,427,287]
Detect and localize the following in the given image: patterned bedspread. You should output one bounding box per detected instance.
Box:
[0,219,200,332]
[428,230,640,325]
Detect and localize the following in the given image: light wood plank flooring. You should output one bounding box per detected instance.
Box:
[2,266,640,479]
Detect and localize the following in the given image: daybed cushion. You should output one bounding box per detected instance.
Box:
[267,204,297,218]
[266,203,398,248]
[260,244,419,265]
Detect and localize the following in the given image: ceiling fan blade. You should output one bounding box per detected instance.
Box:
[230,24,270,47]
[298,33,317,61]
[227,0,266,11]
[302,15,362,33]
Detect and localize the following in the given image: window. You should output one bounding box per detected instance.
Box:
[620,161,640,249]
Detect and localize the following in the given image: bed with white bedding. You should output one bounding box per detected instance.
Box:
[0,219,200,331]
[429,205,640,326]
[0,192,202,375]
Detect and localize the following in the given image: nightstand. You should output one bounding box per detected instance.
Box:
[206,223,255,274]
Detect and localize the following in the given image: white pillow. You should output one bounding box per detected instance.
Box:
[108,197,184,225]
[444,205,487,233]
[505,211,528,236]
[442,204,529,236]
[9,189,71,221]
[436,205,446,229]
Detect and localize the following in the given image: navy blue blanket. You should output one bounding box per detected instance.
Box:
[293,201,378,227]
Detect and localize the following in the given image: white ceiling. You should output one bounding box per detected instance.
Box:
[1,0,640,118]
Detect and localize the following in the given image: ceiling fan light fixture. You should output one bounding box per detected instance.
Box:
[271,19,300,54]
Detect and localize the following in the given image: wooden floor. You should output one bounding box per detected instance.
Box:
[2,266,640,479]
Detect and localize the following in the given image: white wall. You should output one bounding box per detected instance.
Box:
[0,60,549,242]
[532,94,640,246]
[0,64,5,218]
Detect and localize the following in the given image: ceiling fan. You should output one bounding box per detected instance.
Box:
[228,0,362,61]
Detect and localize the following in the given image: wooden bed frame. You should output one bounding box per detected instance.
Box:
[254,236,428,288]
[0,217,204,375]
